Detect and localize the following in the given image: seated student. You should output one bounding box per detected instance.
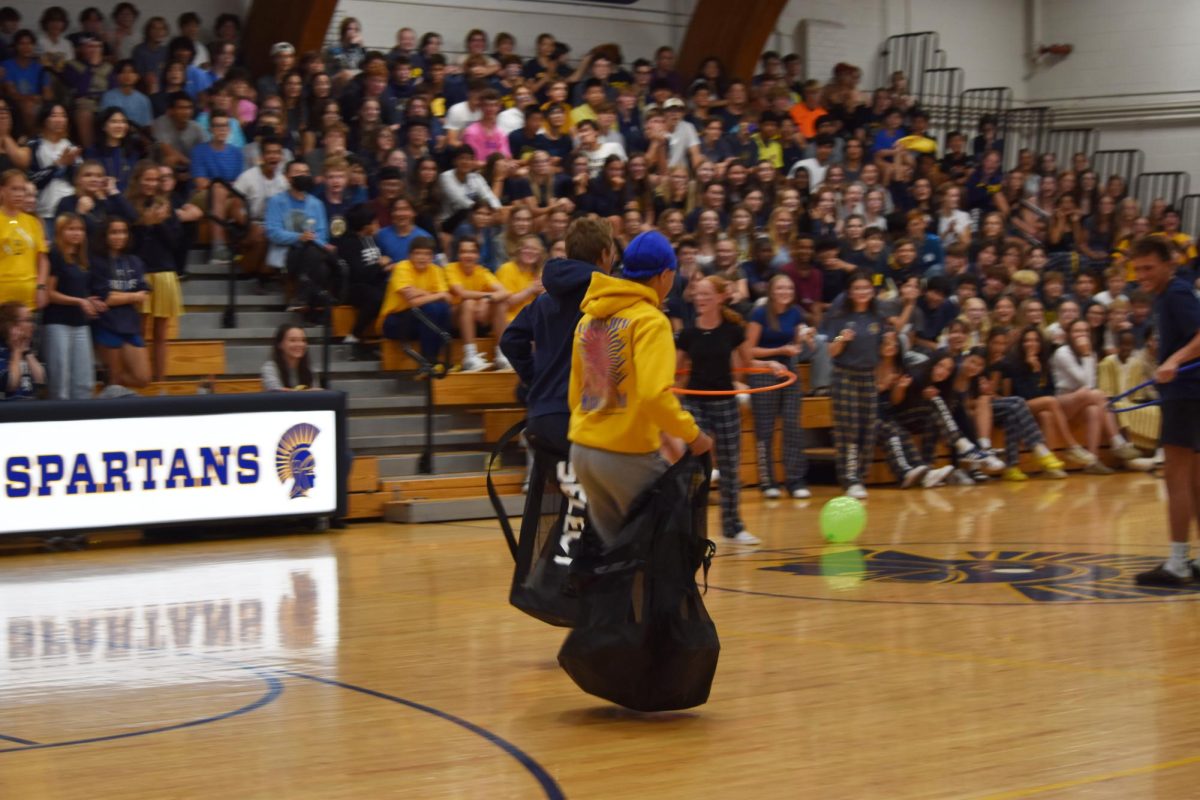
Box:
[377,236,452,364]
[496,234,546,330]
[261,323,318,390]
[189,110,243,263]
[0,300,44,399]
[913,275,958,351]
[315,156,367,240]
[1097,329,1160,454]
[452,201,504,270]
[335,203,390,360]
[376,196,433,264]
[90,217,151,389]
[874,332,955,489]
[446,238,509,372]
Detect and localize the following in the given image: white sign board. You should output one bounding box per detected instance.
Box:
[0,410,339,534]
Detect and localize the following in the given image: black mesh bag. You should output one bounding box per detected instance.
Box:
[557,454,719,712]
[488,420,592,628]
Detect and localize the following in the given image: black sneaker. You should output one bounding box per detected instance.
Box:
[1135,563,1193,587]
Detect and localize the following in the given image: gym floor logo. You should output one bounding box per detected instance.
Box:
[276,423,320,499]
[765,549,1200,603]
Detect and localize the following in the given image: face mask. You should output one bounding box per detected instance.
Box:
[291,175,314,193]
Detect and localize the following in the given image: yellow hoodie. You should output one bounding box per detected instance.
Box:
[568,272,699,454]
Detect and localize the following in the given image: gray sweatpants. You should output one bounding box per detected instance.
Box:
[569,442,669,549]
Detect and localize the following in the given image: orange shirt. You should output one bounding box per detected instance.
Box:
[789,102,827,139]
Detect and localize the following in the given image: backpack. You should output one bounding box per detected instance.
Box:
[557,454,720,712]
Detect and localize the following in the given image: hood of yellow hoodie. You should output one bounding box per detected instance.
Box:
[579,272,661,318]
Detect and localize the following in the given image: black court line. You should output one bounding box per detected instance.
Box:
[0,733,39,746]
[281,670,566,800]
[0,661,283,754]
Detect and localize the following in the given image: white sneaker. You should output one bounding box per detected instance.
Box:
[922,464,955,488]
[711,469,720,485]
[762,487,782,499]
[901,465,929,489]
[493,354,513,371]
[981,452,1006,473]
[726,530,761,545]
[846,483,868,500]
[791,486,812,499]
[461,353,491,373]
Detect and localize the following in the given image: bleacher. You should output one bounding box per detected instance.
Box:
[136,28,1183,525]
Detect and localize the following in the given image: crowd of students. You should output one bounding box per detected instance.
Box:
[0,9,1188,503]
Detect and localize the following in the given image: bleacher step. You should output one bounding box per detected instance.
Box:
[374,451,491,478]
[348,413,473,437]
[384,493,533,524]
[349,429,484,451]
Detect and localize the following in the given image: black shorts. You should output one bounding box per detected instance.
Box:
[1160,398,1200,451]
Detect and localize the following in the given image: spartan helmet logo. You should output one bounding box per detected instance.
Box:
[276,423,321,499]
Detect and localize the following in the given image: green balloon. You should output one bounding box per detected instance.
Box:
[819,497,867,543]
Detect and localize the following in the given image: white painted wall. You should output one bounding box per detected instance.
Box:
[332,0,692,62]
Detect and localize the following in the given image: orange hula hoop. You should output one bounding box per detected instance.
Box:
[672,367,798,396]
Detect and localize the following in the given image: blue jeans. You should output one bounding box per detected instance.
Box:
[382,301,451,362]
[43,323,95,400]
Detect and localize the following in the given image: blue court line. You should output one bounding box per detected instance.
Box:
[0,733,39,746]
[0,661,283,754]
[281,670,566,800]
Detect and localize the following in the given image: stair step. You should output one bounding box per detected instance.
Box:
[182,291,286,307]
[374,451,490,477]
[384,493,530,524]
[348,413,472,436]
[347,395,429,412]
[349,429,484,450]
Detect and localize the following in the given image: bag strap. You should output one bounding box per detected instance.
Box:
[487,417,527,561]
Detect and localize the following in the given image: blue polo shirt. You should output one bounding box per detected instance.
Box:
[376,225,433,263]
[190,141,244,182]
[1154,277,1200,400]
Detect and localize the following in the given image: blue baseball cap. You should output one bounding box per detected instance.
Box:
[621,231,677,280]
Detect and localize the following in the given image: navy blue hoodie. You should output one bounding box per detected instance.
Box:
[500,257,603,419]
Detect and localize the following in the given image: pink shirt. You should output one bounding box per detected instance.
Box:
[461,121,511,160]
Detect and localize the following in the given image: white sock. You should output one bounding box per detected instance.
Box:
[1111,433,1128,447]
[464,343,477,357]
[1167,542,1191,575]
[1033,443,1051,458]
[979,437,992,450]
[955,438,973,454]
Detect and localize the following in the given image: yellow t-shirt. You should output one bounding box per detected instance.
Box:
[495,261,537,322]
[0,211,47,307]
[378,260,449,321]
[445,262,501,305]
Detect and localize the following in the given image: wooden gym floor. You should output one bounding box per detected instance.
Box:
[2,473,1197,799]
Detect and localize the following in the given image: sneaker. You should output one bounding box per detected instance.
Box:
[1037,452,1066,472]
[1001,466,1029,482]
[493,354,514,372]
[946,468,975,486]
[922,465,954,488]
[959,447,990,469]
[211,244,231,264]
[1083,461,1116,475]
[711,469,720,485]
[1066,445,1097,465]
[790,486,812,499]
[725,530,761,545]
[461,353,491,373]
[1135,563,1193,587]
[762,486,782,499]
[970,469,990,483]
[1113,442,1142,461]
[901,465,929,489]
[845,483,868,500]
[1126,457,1156,472]
[981,452,1006,473]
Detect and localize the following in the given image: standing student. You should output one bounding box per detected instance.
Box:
[44,213,98,399]
[0,169,50,308]
[745,274,812,498]
[822,271,887,499]
[90,217,150,389]
[569,230,712,548]
[1130,238,1200,585]
[129,162,185,383]
[678,275,785,543]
